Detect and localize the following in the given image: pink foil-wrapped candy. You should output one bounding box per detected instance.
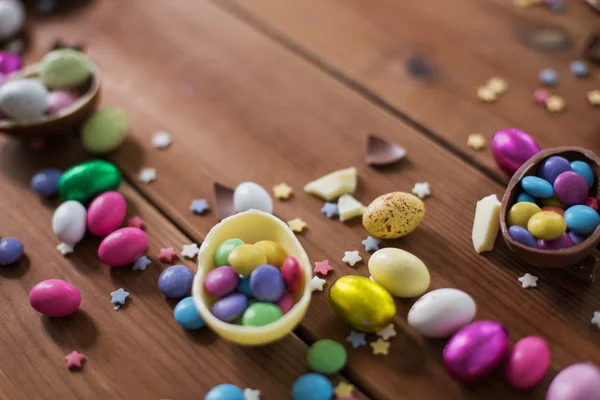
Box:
[443,320,509,382]
[492,128,540,176]
[0,52,21,75]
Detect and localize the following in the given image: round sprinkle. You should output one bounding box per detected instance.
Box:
[570,60,589,77]
[539,69,558,86]
[307,339,347,374]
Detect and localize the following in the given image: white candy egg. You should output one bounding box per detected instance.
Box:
[52,200,87,245]
[0,0,25,41]
[233,181,273,214]
[0,78,49,120]
[407,288,476,338]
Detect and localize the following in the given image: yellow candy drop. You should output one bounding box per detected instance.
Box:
[539,196,565,208]
[527,212,566,240]
[507,202,542,228]
[228,244,267,275]
[329,275,396,332]
[253,240,287,267]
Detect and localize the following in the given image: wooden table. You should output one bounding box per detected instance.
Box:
[1,1,599,399]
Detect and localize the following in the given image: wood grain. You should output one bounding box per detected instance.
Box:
[0,138,366,400]
[226,0,600,179]
[10,0,600,399]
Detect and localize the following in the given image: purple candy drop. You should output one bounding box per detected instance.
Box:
[538,156,571,184]
[568,231,586,245]
[211,293,248,322]
[508,226,538,248]
[204,266,239,298]
[491,129,540,176]
[249,264,284,302]
[537,233,574,250]
[554,171,588,206]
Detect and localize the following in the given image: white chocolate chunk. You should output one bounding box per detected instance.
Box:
[338,194,366,222]
[472,194,501,253]
[304,167,357,201]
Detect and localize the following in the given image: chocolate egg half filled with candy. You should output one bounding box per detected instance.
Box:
[329,275,396,332]
[500,147,600,268]
[491,128,540,176]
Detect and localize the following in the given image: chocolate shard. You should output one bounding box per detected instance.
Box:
[366,134,407,166]
[521,28,572,52]
[584,33,600,65]
[214,182,236,221]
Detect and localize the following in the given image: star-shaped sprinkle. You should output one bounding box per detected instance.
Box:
[314,260,333,276]
[570,60,589,77]
[376,324,397,340]
[287,218,307,233]
[342,250,362,267]
[133,255,151,271]
[244,388,261,400]
[190,199,210,215]
[346,331,366,348]
[159,247,177,263]
[412,182,431,199]
[139,168,157,183]
[111,288,130,310]
[486,77,508,95]
[539,68,558,86]
[546,95,565,113]
[334,382,354,398]
[310,276,326,292]
[65,351,85,369]
[467,133,486,151]
[273,183,293,200]
[533,89,551,105]
[591,311,600,329]
[56,242,74,256]
[321,202,339,219]
[370,338,390,355]
[128,216,145,229]
[477,86,497,102]
[362,236,381,252]
[518,273,539,289]
[182,243,199,259]
[152,131,172,149]
[587,90,600,106]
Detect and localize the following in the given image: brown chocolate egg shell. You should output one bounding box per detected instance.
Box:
[0,62,100,139]
[500,147,600,268]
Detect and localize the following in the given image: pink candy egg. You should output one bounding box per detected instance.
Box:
[443,320,509,382]
[276,292,294,314]
[506,336,550,389]
[47,90,78,115]
[281,256,302,293]
[87,191,126,236]
[491,128,540,175]
[546,362,600,400]
[98,227,147,267]
[29,279,81,317]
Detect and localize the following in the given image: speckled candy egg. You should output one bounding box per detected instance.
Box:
[86,191,126,236]
[82,108,129,155]
[29,279,81,317]
[52,200,87,245]
[98,227,147,267]
[40,49,92,89]
[0,237,23,265]
[368,248,430,298]
[47,90,78,115]
[506,336,550,390]
[554,172,588,206]
[443,320,509,382]
[546,362,600,400]
[491,128,540,175]
[362,192,425,239]
[233,181,273,214]
[31,168,62,197]
[407,288,476,338]
[0,78,49,120]
[158,265,194,298]
[0,0,25,41]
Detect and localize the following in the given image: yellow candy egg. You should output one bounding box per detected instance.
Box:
[228,244,267,275]
[329,275,396,332]
[368,248,430,298]
[253,240,287,267]
[527,211,566,240]
[362,192,425,239]
[507,202,542,227]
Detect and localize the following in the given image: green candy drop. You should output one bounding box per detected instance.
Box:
[59,160,121,203]
[306,339,347,374]
[214,238,244,266]
[241,302,282,327]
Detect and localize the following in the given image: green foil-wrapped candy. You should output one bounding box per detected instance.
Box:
[59,160,121,203]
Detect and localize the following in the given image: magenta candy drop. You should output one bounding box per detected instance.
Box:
[29,279,81,317]
[491,128,540,175]
[47,91,78,115]
[98,227,148,267]
[204,266,239,297]
[546,362,600,400]
[443,320,509,382]
[505,336,550,390]
[87,191,126,236]
[0,52,21,75]
[537,233,574,250]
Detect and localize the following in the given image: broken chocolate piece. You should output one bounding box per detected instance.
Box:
[366,135,407,166]
[521,28,572,52]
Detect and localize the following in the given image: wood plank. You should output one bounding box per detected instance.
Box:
[0,138,366,400]
[22,0,600,399]
[225,0,600,178]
